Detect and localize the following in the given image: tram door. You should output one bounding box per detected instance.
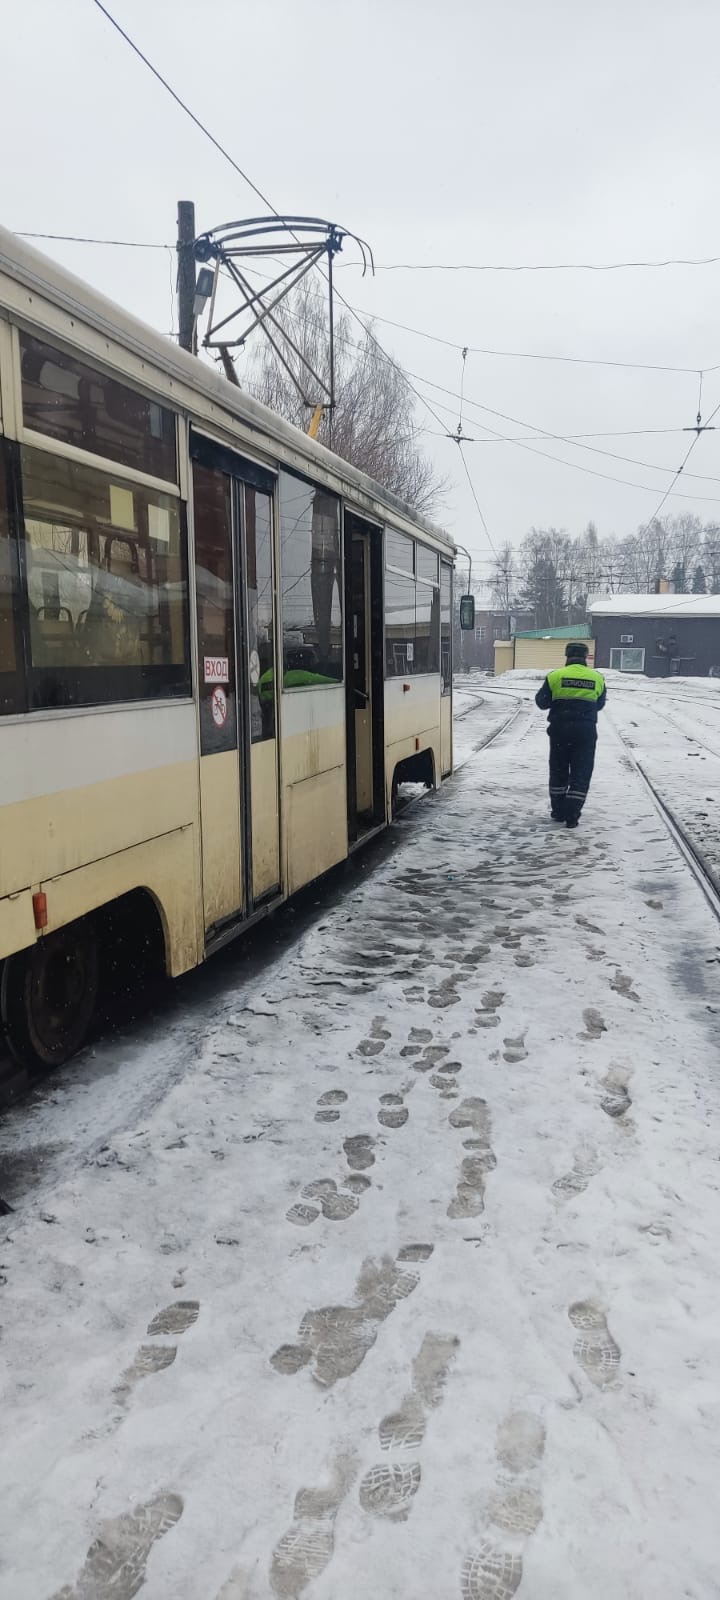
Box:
[344,511,385,842]
[192,434,280,937]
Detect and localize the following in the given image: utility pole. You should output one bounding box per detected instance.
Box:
[177,201,196,354]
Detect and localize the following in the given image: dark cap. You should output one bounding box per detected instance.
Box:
[565,641,589,661]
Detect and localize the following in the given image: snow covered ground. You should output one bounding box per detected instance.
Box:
[606,670,720,885]
[2,678,720,1599]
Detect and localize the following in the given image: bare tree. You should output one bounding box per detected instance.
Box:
[489,541,518,618]
[242,280,445,515]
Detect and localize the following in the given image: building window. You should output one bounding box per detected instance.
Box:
[494,626,503,639]
[279,472,342,685]
[246,485,275,742]
[475,625,486,641]
[20,333,178,483]
[441,561,452,693]
[21,444,189,709]
[0,441,23,715]
[610,646,645,673]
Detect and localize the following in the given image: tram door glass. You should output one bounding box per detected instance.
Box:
[191,436,280,932]
[344,510,384,839]
[244,484,280,899]
[0,442,23,715]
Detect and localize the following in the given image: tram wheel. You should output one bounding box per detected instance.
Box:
[1,920,99,1069]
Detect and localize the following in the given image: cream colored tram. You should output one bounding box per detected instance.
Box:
[0,227,454,1068]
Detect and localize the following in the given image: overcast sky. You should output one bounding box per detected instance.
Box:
[5,0,720,585]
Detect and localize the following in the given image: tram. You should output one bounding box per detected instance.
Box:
[0,227,455,1068]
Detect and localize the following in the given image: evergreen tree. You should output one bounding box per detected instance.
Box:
[692,565,707,594]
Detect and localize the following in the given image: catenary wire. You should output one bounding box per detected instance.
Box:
[635,396,720,537]
[370,254,720,274]
[456,443,499,558]
[70,15,720,516]
[19,229,719,379]
[228,270,720,492]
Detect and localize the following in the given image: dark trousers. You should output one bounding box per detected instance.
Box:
[548,725,597,821]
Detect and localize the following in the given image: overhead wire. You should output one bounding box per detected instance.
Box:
[635,395,720,537]
[220,263,720,506]
[334,302,717,376]
[70,8,720,525]
[18,230,719,379]
[456,444,498,558]
[91,1,279,213]
[90,1,453,444]
[16,230,170,249]
[371,254,720,274]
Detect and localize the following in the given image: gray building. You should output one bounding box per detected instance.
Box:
[589,594,720,677]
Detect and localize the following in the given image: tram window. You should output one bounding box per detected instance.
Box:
[20,333,178,483]
[0,442,23,714]
[385,569,416,675]
[246,485,275,742]
[386,529,414,574]
[414,582,440,673]
[193,462,238,755]
[440,561,452,693]
[416,545,438,585]
[21,445,189,708]
[279,472,342,685]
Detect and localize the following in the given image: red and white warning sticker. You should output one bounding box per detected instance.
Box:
[211,685,228,728]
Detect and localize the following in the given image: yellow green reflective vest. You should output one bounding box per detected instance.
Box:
[547,664,605,702]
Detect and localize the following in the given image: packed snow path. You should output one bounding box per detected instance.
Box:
[2,685,720,1599]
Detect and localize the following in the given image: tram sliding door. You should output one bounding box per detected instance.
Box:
[191,433,280,940]
[344,510,385,841]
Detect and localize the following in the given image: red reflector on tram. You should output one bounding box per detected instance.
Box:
[32,892,48,930]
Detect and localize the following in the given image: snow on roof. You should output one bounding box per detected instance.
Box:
[588,592,720,619]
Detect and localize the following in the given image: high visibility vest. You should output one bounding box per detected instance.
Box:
[547,663,605,702]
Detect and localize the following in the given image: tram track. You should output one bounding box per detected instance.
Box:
[612,719,720,920]
[613,692,720,764]
[454,698,526,770]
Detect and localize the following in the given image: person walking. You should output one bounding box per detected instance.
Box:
[534,642,606,828]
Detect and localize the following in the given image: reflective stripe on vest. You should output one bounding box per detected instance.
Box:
[547,664,605,702]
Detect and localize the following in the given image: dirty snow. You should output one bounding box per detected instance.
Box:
[2,678,720,1599]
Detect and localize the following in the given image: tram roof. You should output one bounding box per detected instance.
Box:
[0,225,454,558]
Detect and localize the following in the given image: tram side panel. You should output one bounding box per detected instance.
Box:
[384,674,442,805]
[0,705,202,975]
[281,683,348,895]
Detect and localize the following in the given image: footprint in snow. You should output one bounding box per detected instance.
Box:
[378,1093,409,1129]
[568,1300,621,1387]
[51,1492,183,1600]
[269,1450,356,1598]
[579,1008,607,1041]
[461,1408,545,1600]
[610,970,640,1003]
[315,1090,348,1123]
[552,1145,601,1197]
[113,1300,200,1403]
[359,1331,458,1522]
[600,1065,632,1119]
[270,1252,427,1388]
